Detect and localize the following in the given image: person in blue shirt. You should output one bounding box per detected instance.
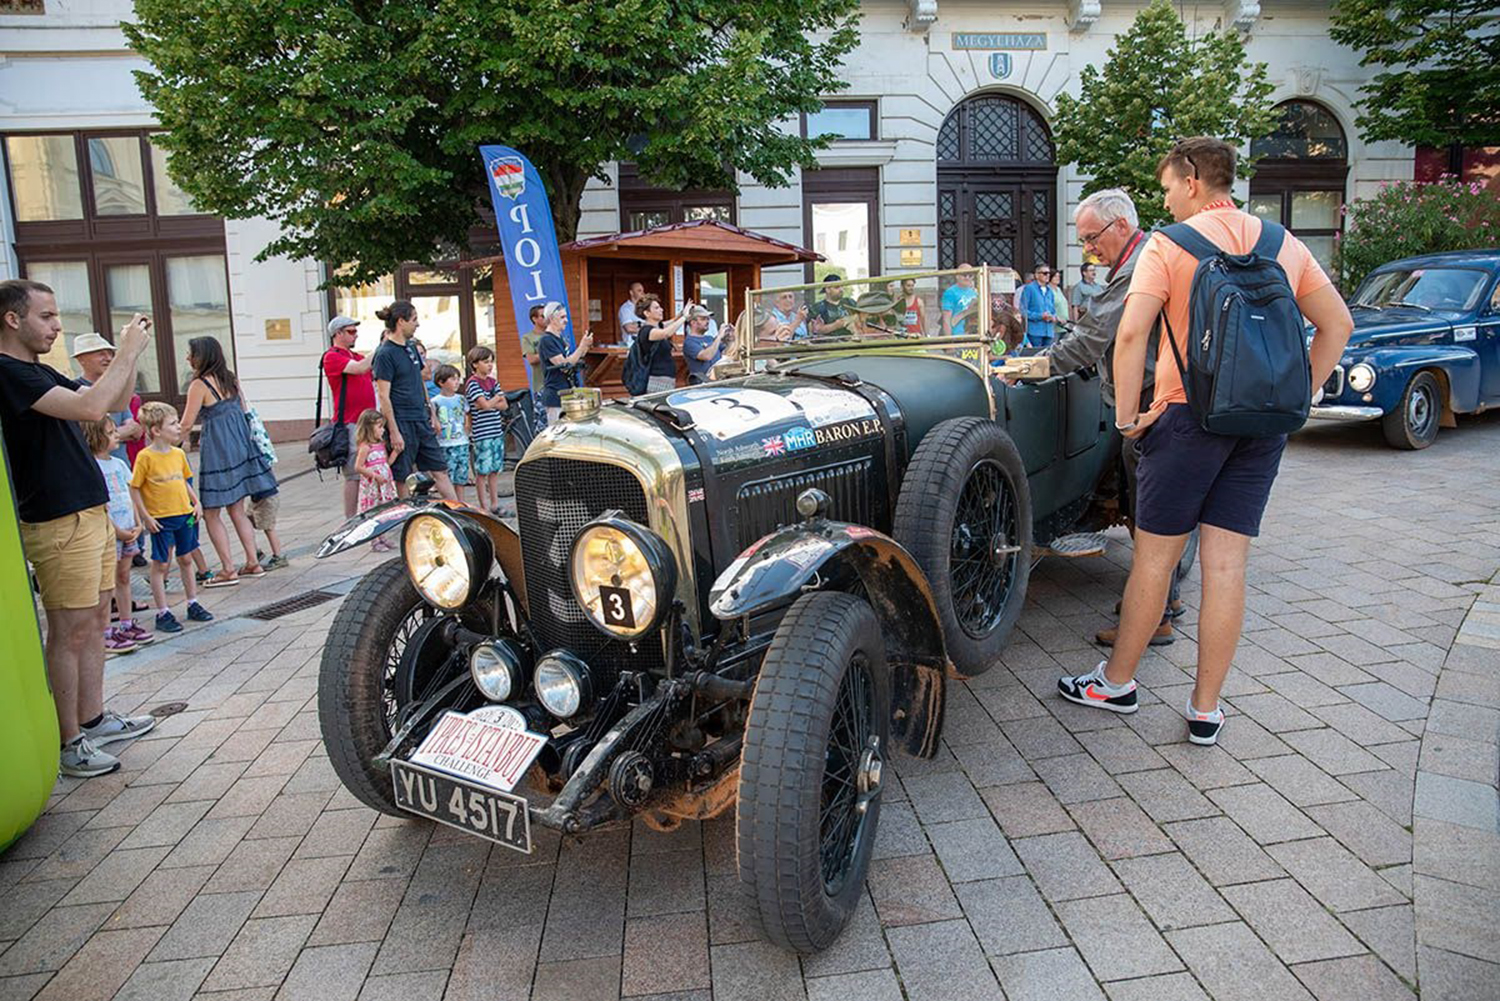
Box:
[370,301,455,500]
[1019,265,1058,349]
[682,306,729,384]
[940,267,979,337]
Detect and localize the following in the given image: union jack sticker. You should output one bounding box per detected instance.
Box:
[761,435,786,456]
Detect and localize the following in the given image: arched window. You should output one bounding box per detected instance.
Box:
[936,95,1057,274]
[1249,101,1348,274]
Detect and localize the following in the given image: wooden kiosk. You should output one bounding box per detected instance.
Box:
[477,220,819,396]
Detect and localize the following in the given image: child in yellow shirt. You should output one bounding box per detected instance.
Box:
[130,402,212,633]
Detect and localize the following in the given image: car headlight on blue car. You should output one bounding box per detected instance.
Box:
[1348,363,1377,394]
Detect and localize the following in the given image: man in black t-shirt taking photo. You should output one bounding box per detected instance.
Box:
[0,279,158,778]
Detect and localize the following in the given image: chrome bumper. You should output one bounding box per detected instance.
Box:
[1307,405,1383,422]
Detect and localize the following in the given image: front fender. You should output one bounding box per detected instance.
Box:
[316,499,527,615]
[1347,345,1482,413]
[710,521,950,758]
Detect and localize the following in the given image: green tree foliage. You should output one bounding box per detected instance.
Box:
[1336,178,1500,292]
[125,0,860,281]
[1329,0,1499,151]
[1052,0,1276,228]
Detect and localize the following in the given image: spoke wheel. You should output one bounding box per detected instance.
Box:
[894,417,1032,677]
[318,558,431,815]
[949,459,1021,639]
[739,592,890,954]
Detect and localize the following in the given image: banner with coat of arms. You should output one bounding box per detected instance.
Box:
[478,145,576,365]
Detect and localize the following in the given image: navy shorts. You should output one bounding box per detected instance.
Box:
[1134,404,1286,538]
[390,418,447,481]
[149,513,200,563]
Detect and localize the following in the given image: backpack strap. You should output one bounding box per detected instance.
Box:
[1251,219,1286,260]
[1156,222,1225,262]
[314,354,325,427]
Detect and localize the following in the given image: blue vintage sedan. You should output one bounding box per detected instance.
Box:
[1308,249,1500,449]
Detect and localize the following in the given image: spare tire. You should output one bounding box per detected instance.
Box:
[893,417,1032,677]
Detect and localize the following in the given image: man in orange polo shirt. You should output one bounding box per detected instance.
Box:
[1058,137,1353,746]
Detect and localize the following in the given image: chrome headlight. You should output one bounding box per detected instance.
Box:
[1347,363,1377,393]
[469,640,525,702]
[569,515,677,640]
[534,651,595,719]
[402,511,493,610]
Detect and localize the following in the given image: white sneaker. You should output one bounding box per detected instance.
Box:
[60,735,121,777]
[82,709,157,748]
[1184,698,1225,746]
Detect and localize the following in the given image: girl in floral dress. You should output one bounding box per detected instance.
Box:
[353,409,398,551]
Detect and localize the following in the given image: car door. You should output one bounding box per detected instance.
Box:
[1477,276,1500,404]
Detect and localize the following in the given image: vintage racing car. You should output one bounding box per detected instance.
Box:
[1308,249,1500,449]
[315,267,1128,952]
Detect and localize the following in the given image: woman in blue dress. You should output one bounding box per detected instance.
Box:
[178,337,279,586]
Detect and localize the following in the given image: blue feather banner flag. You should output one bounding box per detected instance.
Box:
[479,145,576,364]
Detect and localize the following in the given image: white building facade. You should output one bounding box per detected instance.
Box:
[1,0,1412,438]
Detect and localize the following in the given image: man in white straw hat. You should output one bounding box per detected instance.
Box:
[72,332,144,465]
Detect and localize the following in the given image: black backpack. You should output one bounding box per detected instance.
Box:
[1157,220,1311,438]
[308,354,350,472]
[620,335,652,396]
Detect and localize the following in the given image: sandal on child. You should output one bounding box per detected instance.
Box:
[239,564,266,578]
[201,570,240,588]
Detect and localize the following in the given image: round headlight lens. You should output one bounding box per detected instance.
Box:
[534,653,593,719]
[1348,363,1376,393]
[403,512,481,609]
[570,519,675,640]
[469,641,520,702]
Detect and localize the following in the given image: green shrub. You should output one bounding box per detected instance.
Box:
[1337,177,1500,293]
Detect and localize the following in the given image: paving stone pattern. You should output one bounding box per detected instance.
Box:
[3,418,1498,999]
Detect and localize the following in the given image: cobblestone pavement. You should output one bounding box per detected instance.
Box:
[4,415,1498,1001]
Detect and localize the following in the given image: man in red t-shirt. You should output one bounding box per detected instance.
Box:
[1058,137,1353,747]
[322,316,378,517]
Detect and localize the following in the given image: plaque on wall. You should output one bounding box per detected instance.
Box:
[952,32,1047,50]
[900,249,923,267]
[900,229,922,246]
[264,318,292,341]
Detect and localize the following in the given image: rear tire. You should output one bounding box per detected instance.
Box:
[893,418,1032,677]
[1382,371,1441,450]
[737,592,890,954]
[318,558,432,815]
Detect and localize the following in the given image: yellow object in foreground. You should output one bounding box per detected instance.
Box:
[0,449,58,851]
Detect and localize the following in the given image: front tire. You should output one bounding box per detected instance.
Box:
[1382,371,1441,450]
[737,592,891,954]
[318,558,432,815]
[893,418,1032,677]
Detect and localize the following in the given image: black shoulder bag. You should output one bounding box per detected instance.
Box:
[308,352,351,471]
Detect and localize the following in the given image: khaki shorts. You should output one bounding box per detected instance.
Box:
[21,505,113,610]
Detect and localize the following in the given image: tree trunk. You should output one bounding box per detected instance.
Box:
[1447,141,1465,179]
[543,164,591,243]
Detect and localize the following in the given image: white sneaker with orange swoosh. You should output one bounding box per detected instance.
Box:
[1057,662,1138,714]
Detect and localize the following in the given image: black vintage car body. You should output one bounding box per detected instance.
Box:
[316,268,1123,952]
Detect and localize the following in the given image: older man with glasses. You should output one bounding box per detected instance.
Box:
[1024,188,1190,646]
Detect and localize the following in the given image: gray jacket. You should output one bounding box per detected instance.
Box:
[1043,231,1156,408]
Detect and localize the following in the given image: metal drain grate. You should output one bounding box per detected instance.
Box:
[149,701,189,718]
[246,589,341,621]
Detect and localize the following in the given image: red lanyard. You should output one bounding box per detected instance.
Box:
[1198,199,1236,214]
[1108,230,1146,283]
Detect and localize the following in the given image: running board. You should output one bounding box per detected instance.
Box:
[1034,532,1107,559]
